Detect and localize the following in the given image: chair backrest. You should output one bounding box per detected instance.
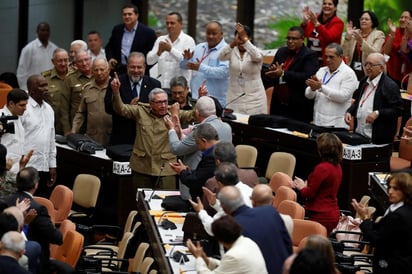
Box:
[269,172,293,193]
[50,219,76,258]
[137,256,154,274]
[54,230,84,267]
[117,232,134,259]
[399,117,412,161]
[235,145,258,168]
[292,219,327,253]
[265,152,296,179]
[72,174,101,208]
[272,186,297,209]
[130,242,150,272]
[33,196,56,224]
[49,185,73,224]
[124,210,138,235]
[278,200,305,219]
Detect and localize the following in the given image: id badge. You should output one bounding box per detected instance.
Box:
[238,74,245,87]
[353,61,362,71]
[279,76,285,84]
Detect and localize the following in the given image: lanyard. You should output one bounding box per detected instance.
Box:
[322,70,339,85]
[283,55,295,71]
[360,83,377,107]
[199,47,216,63]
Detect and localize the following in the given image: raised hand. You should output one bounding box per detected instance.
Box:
[110,72,121,94]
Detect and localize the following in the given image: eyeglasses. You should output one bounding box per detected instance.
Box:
[151,100,168,106]
[286,36,302,41]
[363,62,382,67]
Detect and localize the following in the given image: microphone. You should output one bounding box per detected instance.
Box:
[223,92,246,119]
[149,162,165,202]
[224,92,246,109]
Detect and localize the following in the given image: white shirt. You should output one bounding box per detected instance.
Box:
[16,38,58,90]
[147,31,196,88]
[355,73,383,139]
[305,61,358,128]
[88,48,106,62]
[180,40,229,106]
[198,181,253,236]
[0,106,25,173]
[22,97,56,171]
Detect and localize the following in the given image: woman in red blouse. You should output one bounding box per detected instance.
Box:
[301,0,344,66]
[293,133,343,235]
[382,10,412,87]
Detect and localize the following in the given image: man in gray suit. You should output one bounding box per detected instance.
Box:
[164,95,232,199]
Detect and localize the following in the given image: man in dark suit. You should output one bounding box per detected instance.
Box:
[104,52,161,145]
[345,52,403,144]
[5,167,62,273]
[169,123,218,200]
[218,186,293,274]
[265,26,319,123]
[0,231,31,274]
[105,4,156,75]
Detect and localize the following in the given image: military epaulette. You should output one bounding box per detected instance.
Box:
[66,68,78,77]
[41,69,52,77]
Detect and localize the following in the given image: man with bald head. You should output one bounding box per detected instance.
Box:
[17,22,58,90]
[180,21,229,106]
[22,75,57,197]
[72,58,112,146]
[345,52,403,144]
[218,186,292,274]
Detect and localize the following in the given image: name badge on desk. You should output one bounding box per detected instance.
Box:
[343,146,362,160]
[113,161,132,175]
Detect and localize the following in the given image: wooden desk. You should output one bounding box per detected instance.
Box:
[56,145,134,226]
[136,191,196,274]
[226,119,393,210]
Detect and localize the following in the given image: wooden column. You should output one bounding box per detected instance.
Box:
[237,0,255,40]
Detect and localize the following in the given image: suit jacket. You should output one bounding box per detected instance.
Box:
[360,203,412,274]
[104,73,161,145]
[0,255,31,274]
[270,46,319,122]
[179,147,216,200]
[5,192,62,272]
[347,73,403,144]
[195,236,268,274]
[232,205,292,274]
[105,22,156,74]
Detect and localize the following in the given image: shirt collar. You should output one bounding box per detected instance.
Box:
[124,22,138,32]
[367,72,383,87]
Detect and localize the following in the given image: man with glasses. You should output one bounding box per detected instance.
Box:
[265,26,319,123]
[110,75,194,189]
[42,48,69,135]
[60,49,93,135]
[105,52,161,145]
[345,52,403,144]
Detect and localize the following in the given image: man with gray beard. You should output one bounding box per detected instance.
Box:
[104,52,161,145]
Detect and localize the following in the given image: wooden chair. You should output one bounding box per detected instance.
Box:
[278,200,305,219]
[269,172,293,194]
[50,219,76,258]
[292,219,327,253]
[262,152,296,184]
[391,117,412,171]
[235,144,258,168]
[53,230,84,267]
[49,185,73,225]
[272,185,297,209]
[69,174,101,224]
[33,196,56,224]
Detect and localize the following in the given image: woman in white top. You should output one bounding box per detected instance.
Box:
[219,23,267,115]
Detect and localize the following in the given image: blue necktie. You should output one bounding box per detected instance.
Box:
[132,82,138,98]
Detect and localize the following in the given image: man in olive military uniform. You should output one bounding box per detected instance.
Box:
[61,49,93,135]
[41,48,69,135]
[71,58,112,146]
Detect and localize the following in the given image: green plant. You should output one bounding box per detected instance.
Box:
[265,16,301,49]
[364,0,405,34]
